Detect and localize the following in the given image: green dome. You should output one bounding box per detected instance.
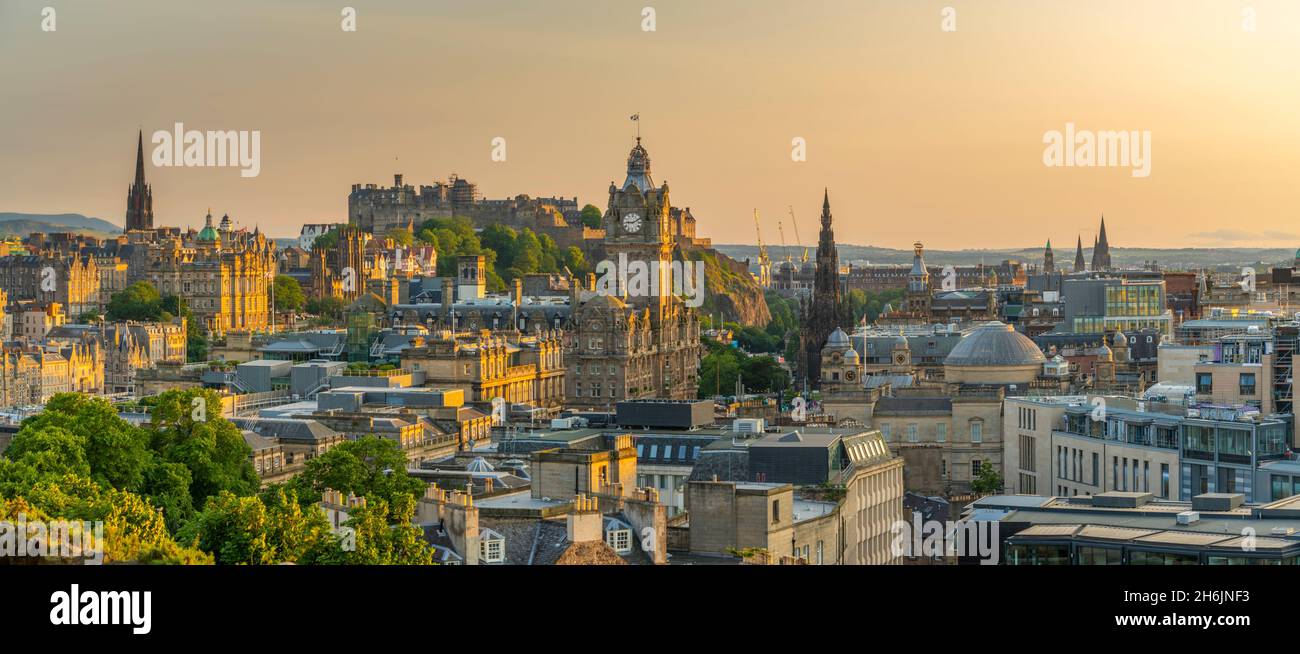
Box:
[197,211,220,242]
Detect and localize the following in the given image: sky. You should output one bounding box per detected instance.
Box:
[3,0,1300,250]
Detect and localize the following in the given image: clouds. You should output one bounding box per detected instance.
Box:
[1189,229,1300,245]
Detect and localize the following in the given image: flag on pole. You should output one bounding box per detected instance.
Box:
[630,114,639,121]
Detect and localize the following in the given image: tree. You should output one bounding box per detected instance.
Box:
[273,275,306,313]
[579,204,603,229]
[698,347,742,397]
[970,461,1004,495]
[106,281,164,322]
[180,487,337,564]
[286,436,424,513]
[312,228,341,251]
[302,495,434,565]
[564,246,587,274]
[306,296,346,319]
[147,389,260,508]
[385,228,414,247]
[14,393,152,492]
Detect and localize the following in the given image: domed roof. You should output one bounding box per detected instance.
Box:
[585,293,627,311]
[197,211,220,242]
[825,327,850,348]
[844,347,860,363]
[944,322,1046,367]
[1111,330,1127,347]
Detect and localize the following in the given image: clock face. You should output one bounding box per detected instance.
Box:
[895,354,907,364]
[622,212,642,233]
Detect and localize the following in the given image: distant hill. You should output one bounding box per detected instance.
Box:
[714,243,1297,271]
[0,212,121,237]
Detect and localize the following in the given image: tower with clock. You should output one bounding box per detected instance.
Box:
[564,136,702,408]
[602,137,674,308]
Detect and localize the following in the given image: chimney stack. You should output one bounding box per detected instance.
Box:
[567,494,603,543]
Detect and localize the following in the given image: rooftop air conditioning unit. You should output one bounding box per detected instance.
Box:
[1176,511,1200,525]
[1272,527,1296,536]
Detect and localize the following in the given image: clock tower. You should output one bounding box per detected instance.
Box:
[604,137,673,309]
[564,135,702,408]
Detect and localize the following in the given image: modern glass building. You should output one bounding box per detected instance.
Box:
[1059,277,1172,335]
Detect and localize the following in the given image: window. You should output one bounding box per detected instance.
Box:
[1161,463,1170,499]
[816,540,824,565]
[969,420,983,443]
[1197,373,1213,394]
[881,423,891,441]
[480,534,505,564]
[606,528,632,553]
[971,460,982,479]
[907,423,918,443]
[772,499,780,524]
[1092,453,1099,487]
[1239,373,1256,396]
[649,445,658,459]
[936,423,947,442]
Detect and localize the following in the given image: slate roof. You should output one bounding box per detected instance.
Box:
[230,417,343,443]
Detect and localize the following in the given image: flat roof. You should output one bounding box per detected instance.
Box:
[474,490,564,510]
[793,498,836,523]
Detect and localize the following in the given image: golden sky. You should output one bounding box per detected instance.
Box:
[3,0,1299,250]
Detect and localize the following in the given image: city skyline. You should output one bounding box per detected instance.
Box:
[5,0,1300,249]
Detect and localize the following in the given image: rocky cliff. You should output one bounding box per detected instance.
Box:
[681,245,771,327]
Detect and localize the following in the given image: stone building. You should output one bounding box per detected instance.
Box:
[563,138,702,408]
[400,328,566,408]
[684,428,904,564]
[309,224,371,302]
[145,211,275,336]
[0,254,100,318]
[47,319,187,394]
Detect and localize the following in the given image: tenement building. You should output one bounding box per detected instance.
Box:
[0,254,101,318]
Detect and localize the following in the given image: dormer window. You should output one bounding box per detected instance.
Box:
[479,528,505,564]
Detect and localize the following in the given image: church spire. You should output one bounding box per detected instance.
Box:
[1074,235,1085,272]
[134,129,146,187]
[125,129,154,232]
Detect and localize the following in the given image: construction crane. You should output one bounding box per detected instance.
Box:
[753,209,771,287]
[777,220,791,263]
[788,206,808,264]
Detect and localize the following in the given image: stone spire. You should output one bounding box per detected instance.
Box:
[1074,235,1085,272]
[1093,214,1112,271]
[800,189,848,389]
[125,129,154,232]
[1044,239,1055,273]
